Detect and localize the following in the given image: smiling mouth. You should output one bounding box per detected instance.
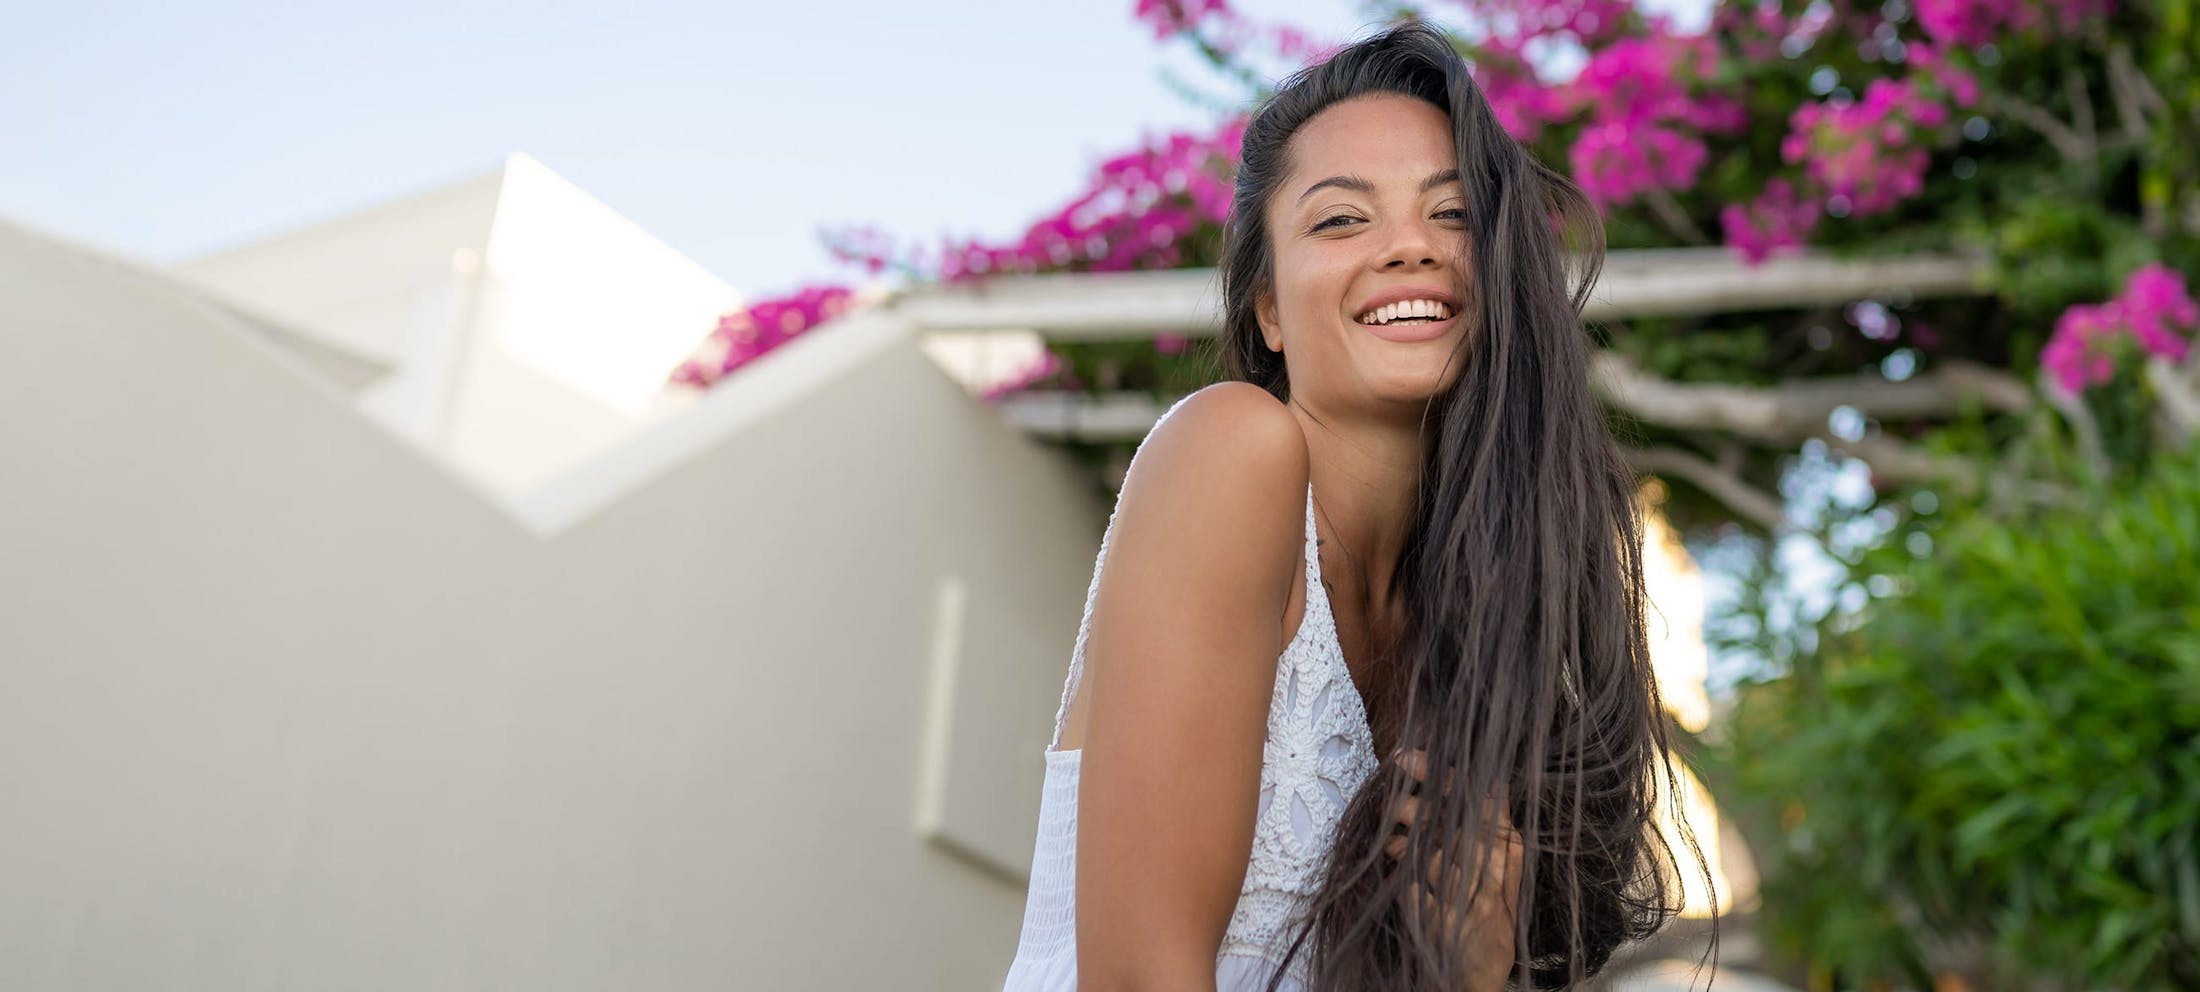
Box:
[1354,312,1460,344]
[1354,300,1458,326]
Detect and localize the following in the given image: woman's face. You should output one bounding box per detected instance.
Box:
[1258,93,1473,413]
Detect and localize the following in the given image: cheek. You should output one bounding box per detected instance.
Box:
[1285,251,1356,319]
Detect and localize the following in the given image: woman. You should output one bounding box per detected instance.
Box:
[1002,19,1714,992]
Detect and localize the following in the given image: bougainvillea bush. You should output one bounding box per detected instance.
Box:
[673,0,2197,531]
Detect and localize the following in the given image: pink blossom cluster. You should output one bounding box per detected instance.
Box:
[2041,263,2198,393]
[1782,76,1947,217]
[1452,3,1745,173]
[1559,32,1746,209]
[1466,37,1571,140]
[1569,34,1736,126]
[1133,0,1231,40]
[1136,0,1343,63]
[979,349,1079,404]
[1905,43,1984,108]
[827,117,1245,285]
[1446,0,1638,48]
[1718,178,1822,264]
[666,284,855,389]
[1913,0,2115,47]
[1707,0,1815,62]
[1569,120,1707,208]
[1724,44,1979,263]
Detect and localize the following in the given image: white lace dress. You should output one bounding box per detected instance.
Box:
[1000,398,1382,991]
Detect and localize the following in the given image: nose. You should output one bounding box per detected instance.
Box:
[1378,221,1446,271]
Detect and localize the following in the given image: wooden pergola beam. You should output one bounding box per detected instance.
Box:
[995,355,2033,443]
[889,247,1987,340]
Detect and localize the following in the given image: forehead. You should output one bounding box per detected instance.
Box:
[1281,94,1458,191]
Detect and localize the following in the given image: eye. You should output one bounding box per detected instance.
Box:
[1313,209,1466,233]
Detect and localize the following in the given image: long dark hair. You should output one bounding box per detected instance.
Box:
[1211,19,1717,990]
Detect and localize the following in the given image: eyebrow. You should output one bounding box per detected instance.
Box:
[1296,167,1463,205]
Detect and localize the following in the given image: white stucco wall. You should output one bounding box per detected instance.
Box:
[2,216,1096,991]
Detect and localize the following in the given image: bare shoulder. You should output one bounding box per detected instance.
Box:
[1124,381,1310,505]
[1110,381,1310,608]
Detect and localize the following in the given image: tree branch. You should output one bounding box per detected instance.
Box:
[1824,434,1980,494]
[1643,188,1711,246]
[2146,355,2200,448]
[1625,446,1787,531]
[1984,91,2096,163]
[1591,353,2034,443]
[2065,66,2097,156]
[2104,43,2153,144]
[2107,42,2171,121]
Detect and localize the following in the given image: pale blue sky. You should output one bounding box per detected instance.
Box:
[2,0,1389,295]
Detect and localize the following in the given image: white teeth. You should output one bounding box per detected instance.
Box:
[1358,299,1454,324]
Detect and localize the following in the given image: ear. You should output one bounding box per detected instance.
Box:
[1255,289,1283,353]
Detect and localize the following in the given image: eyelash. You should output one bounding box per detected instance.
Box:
[1313,208,1467,231]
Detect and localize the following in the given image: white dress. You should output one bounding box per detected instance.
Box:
[1000,397,1382,991]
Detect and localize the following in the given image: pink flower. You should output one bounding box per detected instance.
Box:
[1709,0,1792,61]
[1780,76,1943,217]
[2042,302,2124,393]
[916,117,1243,285]
[2122,262,2199,363]
[1451,0,1636,47]
[1134,0,1231,40]
[980,350,1066,404]
[1469,38,1570,140]
[1551,27,1732,211]
[669,284,858,388]
[1914,0,2114,47]
[1720,179,1822,265]
[1905,43,1981,108]
[1570,120,1707,209]
[2041,263,2198,393]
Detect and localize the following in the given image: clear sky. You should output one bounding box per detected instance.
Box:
[2,0,1391,296]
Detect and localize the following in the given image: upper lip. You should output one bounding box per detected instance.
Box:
[1353,286,1462,322]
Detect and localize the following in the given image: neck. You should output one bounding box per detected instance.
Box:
[1288,395,1426,609]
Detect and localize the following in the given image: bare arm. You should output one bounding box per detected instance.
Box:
[1074,382,1310,991]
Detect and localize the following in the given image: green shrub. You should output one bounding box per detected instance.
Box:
[1719,446,2200,989]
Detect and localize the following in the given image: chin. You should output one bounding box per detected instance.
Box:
[1363,370,1457,408]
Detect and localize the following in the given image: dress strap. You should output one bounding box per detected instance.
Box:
[1302,481,1320,578]
[1299,480,1333,635]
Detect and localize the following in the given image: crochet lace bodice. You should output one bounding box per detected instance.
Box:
[1000,396,1381,991]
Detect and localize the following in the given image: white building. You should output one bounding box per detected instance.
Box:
[172,153,760,502]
